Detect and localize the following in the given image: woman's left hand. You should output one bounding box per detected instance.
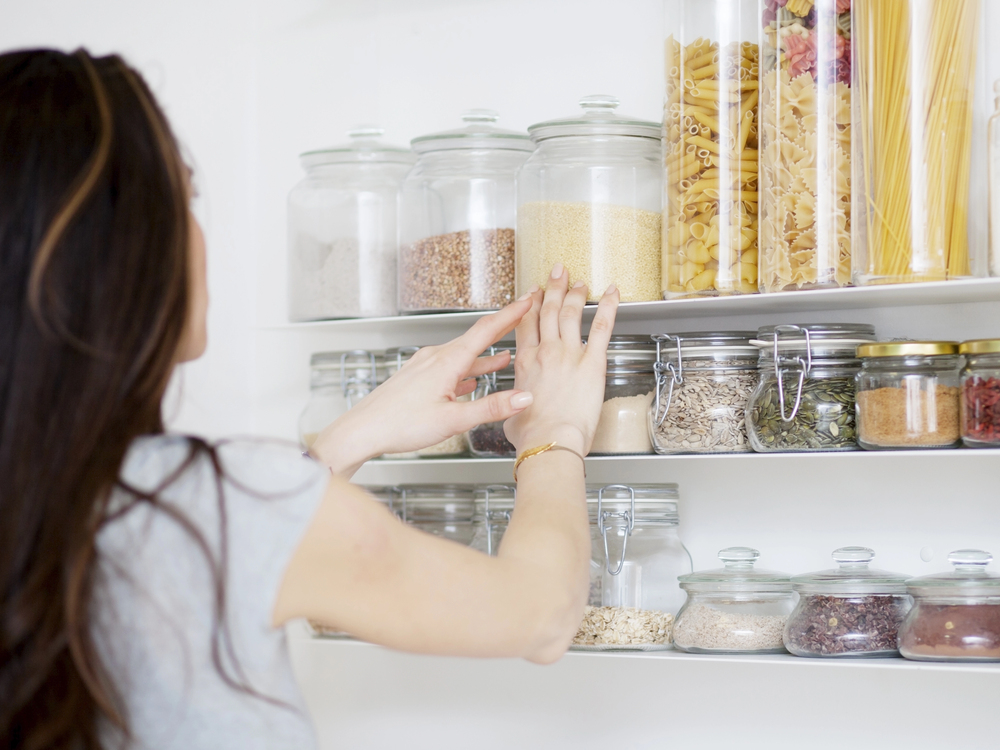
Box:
[310,295,536,477]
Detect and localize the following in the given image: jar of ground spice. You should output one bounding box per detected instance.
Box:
[747,324,876,452]
[959,339,1000,448]
[899,550,1000,662]
[469,485,516,556]
[855,341,962,450]
[783,547,911,658]
[589,336,658,455]
[467,342,516,458]
[398,111,533,313]
[673,547,795,654]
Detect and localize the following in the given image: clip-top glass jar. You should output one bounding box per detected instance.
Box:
[398,111,533,313]
[650,331,758,454]
[394,485,476,545]
[469,485,516,556]
[784,546,911,658]
[299,350,381,448]
[747,323,876,452]
[468,342,516,457]
[959,340,1000,448]
[516,95,662,302]
[574,484,691,651]
[589,336,658,455]
[288,127,415,321]
[673,547,794,654]
[855,341,962,450]
[899,550,1000,662]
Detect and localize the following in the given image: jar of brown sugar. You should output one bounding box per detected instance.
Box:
[855,341,962,450]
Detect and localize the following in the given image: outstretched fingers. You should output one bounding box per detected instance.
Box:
[539,264,569,342]
[559,280,588,344]
[584,284,620,362]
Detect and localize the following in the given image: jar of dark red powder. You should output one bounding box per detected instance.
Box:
[959,339,1000,448]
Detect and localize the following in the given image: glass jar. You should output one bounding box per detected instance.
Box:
[650,331,758,454]
[747,324,876,452]
[853,0,988,285]
[673,547,794,654]
[287,127,415,321]
[589,336,658,455]
[398,111,533,313]
[784,546,911,658]
[899,550,1000,662]
[663,0,760,298]
[298,350,380,448]
[469,485,516,556]
[468,342,516,458]
[575,484,692,650]
[516,95,662,303]
[759,0,852,292]
[959,340,1000,448]
[855,342,962,450]
[394,485,476,545]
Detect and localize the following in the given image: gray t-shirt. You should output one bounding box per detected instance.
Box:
[93,435,328,750]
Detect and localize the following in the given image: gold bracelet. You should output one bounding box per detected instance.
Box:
[513,442,586,482]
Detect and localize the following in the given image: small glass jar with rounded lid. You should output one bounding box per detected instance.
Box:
[576,484,691,651]
[673,547,794,654]
[589,336,658,455]
[855,341,962,450]
[468,342,517,458]
[298,350,381,448]
[649,331,759,454]
[959,340,1000,448]
[288,127,415,321]
[469,485,516,556]
[393,485,476,545]
[783,546,912,658]
[516,95,663,303]
[398,111,533,313]
[746,323,877,452]
[899,550,1000,662]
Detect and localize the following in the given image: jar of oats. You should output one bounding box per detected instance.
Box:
[398,111,533,313]
[516,95,662,302]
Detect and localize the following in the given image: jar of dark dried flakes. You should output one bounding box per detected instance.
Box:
[959,340,1000,448]
[899,549,1000,662]
[398,111,533,313]
[467,342,516,458]
[784,546,912,658]
[469,485,516,556]
[747,323,877,452]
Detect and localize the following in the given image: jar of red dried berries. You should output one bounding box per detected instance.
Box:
[960,339,1000,448]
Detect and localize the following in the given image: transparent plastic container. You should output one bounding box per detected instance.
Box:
[674,547,794,654]
[468,342,516,458]
[394,485,476,545]
[759,0,852,292]
[287,127,415,321]
[784,547,912,658]
[663,0,760,298]
[299,350,381,448]
[516,95,662,302]
[855,342,962,450]
[960,340,1000,447]
[576,484,692,651]
[399,111,533,313]
[469,485,516,556]
[650,331,758,454]
[589,336,658,455]
[853,0,988,285]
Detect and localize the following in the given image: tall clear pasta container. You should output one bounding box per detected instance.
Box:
[853,0,989,285]
[759,0,852,292]
[663,0,761,298]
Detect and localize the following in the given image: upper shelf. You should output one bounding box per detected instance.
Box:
[270,277,1000,332]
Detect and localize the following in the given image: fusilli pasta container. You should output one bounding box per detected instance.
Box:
[663,0,761,298]
[853,0,989,285]
[759,0,852,293]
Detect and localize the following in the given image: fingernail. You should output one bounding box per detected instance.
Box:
[517,291,532,301]
[510,391,534,409]
[528,284,540,294]
[605,284,617,295]
[572,280,585,289]
[550,263,564,279]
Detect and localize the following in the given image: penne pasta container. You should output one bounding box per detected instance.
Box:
[853,0,989,285]
[663,0,761,298]
[759,0,852,293]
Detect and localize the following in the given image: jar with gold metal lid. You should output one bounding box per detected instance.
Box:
[960,339,1000,448]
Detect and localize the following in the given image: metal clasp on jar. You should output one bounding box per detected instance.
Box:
[341,349,380,407]
[598,484,636,576]
[482,484,515,556]
[652,334,685,427]
[772,325,813,422]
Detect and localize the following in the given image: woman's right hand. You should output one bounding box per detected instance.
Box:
[504,264,620,456]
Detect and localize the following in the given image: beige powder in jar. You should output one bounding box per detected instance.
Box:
[590,391,655,454]
[672,602,787,652]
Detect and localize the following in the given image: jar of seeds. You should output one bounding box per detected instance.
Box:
[469,485,516,556]
[299,350,382,448]
[398,111,533,313]
[589,336,658,455]
[394,485,476,545]
[649,331,758,454]
[746,324,877,452]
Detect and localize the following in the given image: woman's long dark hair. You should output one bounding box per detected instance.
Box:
[0,49,197,749]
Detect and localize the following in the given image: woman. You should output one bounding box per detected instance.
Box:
[0,48,620,750]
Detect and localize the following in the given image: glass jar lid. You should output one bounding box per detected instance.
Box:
[591,335,657,374]
[906,550,1000,598]
[586,483,679,525]
[857,341,959,358]
[310,349,382,390]
[679,547,792,593]
[752,324,877,358]
[410,110,534,153]
[960,339,1000,355]
[473,484,516,523]
[527,95,661,142]
[395,484,476,524]
[300,126,416,167]
[790,547,910,595]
